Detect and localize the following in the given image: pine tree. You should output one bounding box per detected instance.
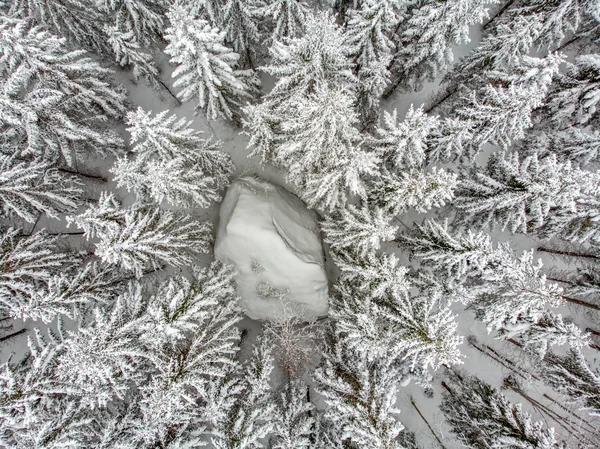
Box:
[55,289,152,409]
[298,146,378,212]
[211,336,276,449]
[258,0,309,43]
[0,155,83,223]
[387,0,493,93]
[111,157,222,208]
[543,346,600,417]
[0,18,126,164]
[125,107,234,188]
[105,25,161,83]
[520,310,590,359]
[141,261,242,352]
[471,249,565,336]
[441,370,566,449]
[164,6,257,121]
[222,0,262,68]
[95,0,167,46]
[369,106,439,169]
[314,335,406,449]
[271,380,315,449]
[0,227,78,301]
[8,0,112,56]
[262,11,356,100]
[67,193,212,277]
[537,54,600,129]
[455,151,599,233]
[395,219,499,280]
[370,167,457,216]
[321,204,398,257]
[332,281,464,372]
[345,0,404,122]
[332,250,411,300]
[456,54,562,151]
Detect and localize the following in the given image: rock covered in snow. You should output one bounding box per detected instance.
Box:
[214,177,329,321]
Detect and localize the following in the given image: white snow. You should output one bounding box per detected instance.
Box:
[214,176,329,321]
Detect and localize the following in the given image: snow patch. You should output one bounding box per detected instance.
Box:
[214,176,329,321]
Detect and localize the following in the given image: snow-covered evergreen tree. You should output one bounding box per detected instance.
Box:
[441,370,566,449]
[537,54,600,129]
[457,54,562,152]
[164,6,257,121]
[262,11,356,100]
[472,249,565,336]
[0,17,126,164]
[387,0,493,93]
[345,0,403,122]
[369,106,439,169]
[8,0,112,56]
[105,25,161,84]
[258,0,309,43]
[0,155,82,223]
[222,0,262,68]
[96,0,166,46]
[332,280,464,372]
[314,335,406,448]
[321,204,397,257]
[67,193,212,277]
[125,107,234,187]
[543,346,600,417]
[519,310,590,359]
[396,219,499,280]
[332,250,411,300]
[271,380,315,449]
[455,151,600,233]
[370,167,457,216]
[111,157,222,208]
[211,336,276,449]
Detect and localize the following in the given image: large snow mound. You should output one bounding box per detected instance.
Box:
[214,177,329,321]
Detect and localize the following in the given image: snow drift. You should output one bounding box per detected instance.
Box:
[214,177,329,321]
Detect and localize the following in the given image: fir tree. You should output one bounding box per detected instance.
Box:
[164,6,257,121]
[543,346,600,417]
[111,157,222,208]
[8,0,111,56]
[370,167,457,216]
[67,193,212,277]
[211,336,276,449]
[271,380,315,449]
[471,249,565,336]
[455,151,599,233]
[0,18,126,164]
[332,250,411,300]
[370,106,439,170]
[537,54,600,129]
[441,370,566,449]
[222,0,262,68]
[105,25,161,84]
[125,107,234,188]
[95,0,166,46]
[0,155,82,223]
[259,0,309,42]
[387,0,493,93]
[262,11,356,100]
[395,219,499,280]
[55,289,151,409]
[321,204,398,257]
[314,335,406,449]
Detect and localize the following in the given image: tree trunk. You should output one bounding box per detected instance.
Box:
[586,327,600,337]
[58,168,107,182]
[0,328,26,342]
[156,78,181,105]
[411,399,449,449]
[560,294,600,311]
[482,0,516,30]
[424,87,458,114]
[555,35,582,52]
[538,247,600,261]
